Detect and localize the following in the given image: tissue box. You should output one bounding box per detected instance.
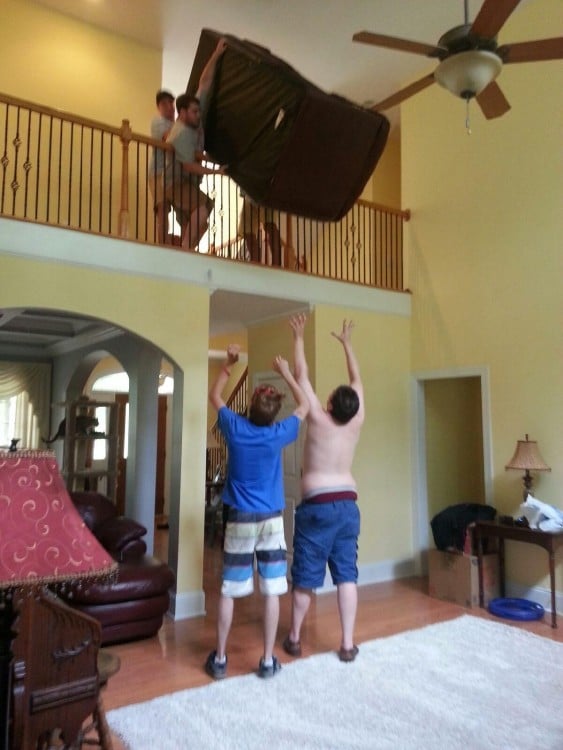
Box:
[428,549,499,608]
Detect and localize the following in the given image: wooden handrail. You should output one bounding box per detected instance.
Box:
[356,198,411,220]
[0,91,124,136]
[0,91,174,152]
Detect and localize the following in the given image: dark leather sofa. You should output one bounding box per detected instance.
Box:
[59,491,175,645]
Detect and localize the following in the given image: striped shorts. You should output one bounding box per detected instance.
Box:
[221,509,288,598]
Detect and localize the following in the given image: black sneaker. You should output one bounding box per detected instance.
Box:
[205,650,227,680]
[258,656,282,679]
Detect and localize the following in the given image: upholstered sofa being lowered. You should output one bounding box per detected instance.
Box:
[57,491,175,645]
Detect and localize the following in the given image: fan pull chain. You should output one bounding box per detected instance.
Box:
[465,99,472,135]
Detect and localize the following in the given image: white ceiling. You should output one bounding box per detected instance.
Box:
[31,0,525,131]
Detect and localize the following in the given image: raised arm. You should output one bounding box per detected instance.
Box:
[209,344,239,412]
[289,313,310,383]
[273,356,309,420]
[197,38,227,96]
[331,320,364,415]
[290,313,320,410]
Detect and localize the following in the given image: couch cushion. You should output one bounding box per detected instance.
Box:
[96,516,147,557]
[65,556,175,605]
[70,491,117,531]
[72,605,169,645]
[72,594,170,629]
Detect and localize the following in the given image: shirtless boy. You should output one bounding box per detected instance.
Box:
[283,314,364,662]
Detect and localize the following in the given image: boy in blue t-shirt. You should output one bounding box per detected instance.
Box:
[206,344,308,680]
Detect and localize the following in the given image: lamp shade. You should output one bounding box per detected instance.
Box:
[505,436,551,472]
[434,50,503,99]
[0,451,116,590]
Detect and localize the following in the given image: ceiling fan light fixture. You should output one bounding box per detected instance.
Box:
[434,49,502,100]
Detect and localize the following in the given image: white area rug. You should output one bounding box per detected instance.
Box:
[107,615,563,750]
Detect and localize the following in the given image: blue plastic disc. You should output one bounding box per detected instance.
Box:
[488,597,545,621]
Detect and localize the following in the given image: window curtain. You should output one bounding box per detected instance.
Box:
[0,362,51,449]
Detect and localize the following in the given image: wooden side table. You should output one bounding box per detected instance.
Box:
[474,521,563,628]
[79,650,121,750]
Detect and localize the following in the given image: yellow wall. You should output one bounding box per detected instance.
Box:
[425,377,484,522]
[403,0,562,588]
[361,132,401,209]
[248,305,412,564]
[247,319,296,374]
[0,253,210,593]
[209,331,248,353]
[0,0,160,133]
[247,313,314,415]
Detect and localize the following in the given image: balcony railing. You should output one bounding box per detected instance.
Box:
[0,92,410,290]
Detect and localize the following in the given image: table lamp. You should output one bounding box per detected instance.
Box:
[505,434,551,500]
[0,450,117,750]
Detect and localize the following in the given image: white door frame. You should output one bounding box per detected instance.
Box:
[410,366,494,574]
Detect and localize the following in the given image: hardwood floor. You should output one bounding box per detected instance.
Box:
[103,531,563,748]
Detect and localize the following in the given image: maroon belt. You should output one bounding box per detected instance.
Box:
[303,490,357,504]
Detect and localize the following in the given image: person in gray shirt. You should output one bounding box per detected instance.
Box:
[165,39,227,250]
[149,89,175,243]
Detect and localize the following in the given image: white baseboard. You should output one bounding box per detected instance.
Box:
[169,589,206,620]
[315,557,417,595]
[505,580,562,615]
[166,563,562,622]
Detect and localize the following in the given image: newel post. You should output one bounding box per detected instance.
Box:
[119,119,132,238]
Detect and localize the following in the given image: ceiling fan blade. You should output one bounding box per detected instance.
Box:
[470,0,521,38]
[498,37,563,63]
[353,31,444,58]
[476,81,511,119]
[372,73,435,111]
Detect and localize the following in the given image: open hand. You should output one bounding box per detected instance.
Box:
[331,319,354,344]
[289,313,307,338]
[273,355,290,376]
[226,344,240,365]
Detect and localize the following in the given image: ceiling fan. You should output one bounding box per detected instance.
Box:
[353,0,563,119]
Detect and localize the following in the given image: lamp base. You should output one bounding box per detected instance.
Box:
[522,470,534,501]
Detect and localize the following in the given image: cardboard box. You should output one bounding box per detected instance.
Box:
[428,549,499,608]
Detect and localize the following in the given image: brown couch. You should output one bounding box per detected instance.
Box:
[59,491,175,645]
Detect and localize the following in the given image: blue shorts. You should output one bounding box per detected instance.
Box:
[291,500,360,589]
